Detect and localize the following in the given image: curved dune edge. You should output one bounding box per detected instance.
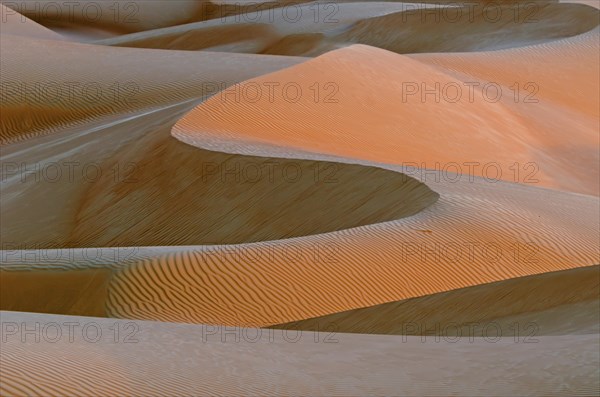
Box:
[69,143,438,247]
[0,34,307,145]
[2,101,598,328]
[1,311,597,397]
[103,176,599,327]
[2,175,598,327]
[94,2,433,52]
[2,72,598,329]
[93,2,600,56]
[172,33,599,195]
[3,185,596,328]
[269,265,600,336]
[1,102,438,247]
[327,2,599,54]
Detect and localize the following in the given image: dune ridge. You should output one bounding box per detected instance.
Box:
[270,265,600,336]
[173,40,599,195]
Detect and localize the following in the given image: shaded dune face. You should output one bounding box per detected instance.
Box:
[93,2,599,56]
[0,34,305,145]
[64,136,439,247]
[4,0,207,34]
[270,265,600,336]
[1,265,597,337]
[4,0,315,40]
[93,2,416,52]
[0,269,110,317]
[104,23,280,52]
[329,3,600,55]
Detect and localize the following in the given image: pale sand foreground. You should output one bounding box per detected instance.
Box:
[0,311,598,397]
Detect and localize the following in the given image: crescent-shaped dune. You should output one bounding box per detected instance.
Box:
[1,2,598,395]
[3,156,598,328]
[173,37,599,195]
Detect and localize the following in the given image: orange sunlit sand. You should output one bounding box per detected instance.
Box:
[1,1,599,396]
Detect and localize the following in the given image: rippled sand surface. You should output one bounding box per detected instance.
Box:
[1,1,599,396]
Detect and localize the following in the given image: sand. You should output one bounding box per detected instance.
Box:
[173,37,599,195]
[1,311,598,396]
[1,1,598,395]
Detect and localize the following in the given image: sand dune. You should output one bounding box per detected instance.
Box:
[2,99,598,326]
[173,39,599,195]
[0,34,305,144]
[1,311,598,396]
[1,100,437,248]
[94,2,599,56]
[3,0,207,33]
[2,0,316,41]
[1,2,598,396]
[0,4,65,40]
[270,265,600,336]
[2,85,598,328]
[95,2,418,52]
[324,2,599,55]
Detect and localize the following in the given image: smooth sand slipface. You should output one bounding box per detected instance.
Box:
[1,2,599,396]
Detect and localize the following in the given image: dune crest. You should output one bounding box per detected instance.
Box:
[173,41,599,195]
